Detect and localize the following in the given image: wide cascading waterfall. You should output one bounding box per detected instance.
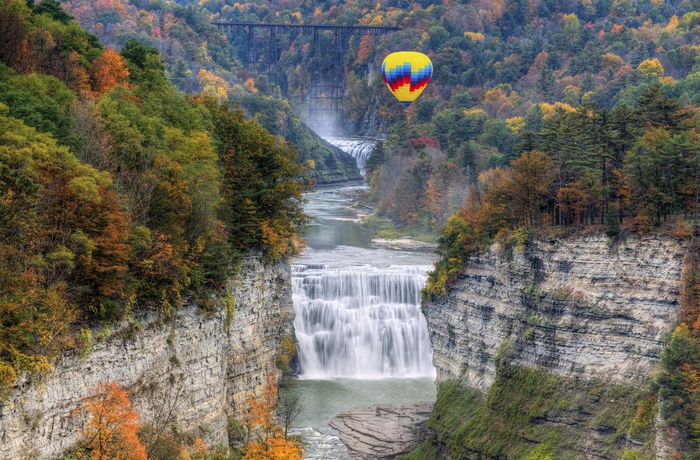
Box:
[326,138,375,174]
[292,263,435,379]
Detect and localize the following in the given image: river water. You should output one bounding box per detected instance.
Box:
[286,140,438,459]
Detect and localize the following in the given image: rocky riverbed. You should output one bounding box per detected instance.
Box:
[330,402,434,459]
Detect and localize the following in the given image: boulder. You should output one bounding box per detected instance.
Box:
[330,401,433,459]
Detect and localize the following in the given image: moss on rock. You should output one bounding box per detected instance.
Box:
[403,366,654,460]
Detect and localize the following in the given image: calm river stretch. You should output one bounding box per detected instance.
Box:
[286,140,438,459]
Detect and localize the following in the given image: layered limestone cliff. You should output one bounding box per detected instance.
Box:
[417,234,687,459]
[0,254,293,460]
[426,234,685,392]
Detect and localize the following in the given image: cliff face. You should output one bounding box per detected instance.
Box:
[426,235,685,392]
[0,254,293,460]
[416,234,686,459]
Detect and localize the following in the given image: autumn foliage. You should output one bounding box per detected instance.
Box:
[422,87,700,299]
[0,1,310,399]
[74,382,147,460]
[90,49,129,95]
[654,245,700,453]
[242,375,303,460]
[0,102,128,384]
[23,0,700,455]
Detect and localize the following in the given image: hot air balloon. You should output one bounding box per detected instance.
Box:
[381,51,433,109]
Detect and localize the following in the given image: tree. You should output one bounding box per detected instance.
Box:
[204,98,312,261]
[120,39,167,90]
[504,150,554,226]
[0,104,132,387]
[479,118,517,163]
[600,53,624,77]
[365,141,386,179]
[74,382,148,460]
[658,324,700,437]
[120,38,159,73]
[90,48,129,95]
[279,392,303,437]
[537,65,556,101]
[0,64,77,147]
[242,374,303,460]
[169,57,192,91]
[197,69,230,101]
[523,104,544,133]
[542,107,598,224]
[356,34,372,63]
[638,84,691,132]
[0,0,31,70]
[637,58,665,79]
[31,0,73,24]
[344,71,372,130]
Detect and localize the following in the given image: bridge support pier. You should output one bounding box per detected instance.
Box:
[213,22,399,134]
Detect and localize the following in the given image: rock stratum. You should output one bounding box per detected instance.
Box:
[0,254,293,460]
[427,234,685,391]
[419,234,688,458]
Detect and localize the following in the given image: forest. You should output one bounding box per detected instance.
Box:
[0,2,310,456]
[50,0,700,237]
[4,0,700,457]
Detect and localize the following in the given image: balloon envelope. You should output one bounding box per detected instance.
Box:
[381,51,433,108]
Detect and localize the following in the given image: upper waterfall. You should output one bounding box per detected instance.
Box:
[326,138,376,174]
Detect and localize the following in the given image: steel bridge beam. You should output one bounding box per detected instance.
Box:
[212,22,400,36]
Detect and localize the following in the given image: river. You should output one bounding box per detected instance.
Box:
[286,140,438,459]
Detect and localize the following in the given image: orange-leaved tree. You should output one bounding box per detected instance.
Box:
[242,374,303,460]
[179,438,230,460]
[74,381,147,460]
[90,48,129,95]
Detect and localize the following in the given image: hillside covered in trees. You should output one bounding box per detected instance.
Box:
[83,0,700,456]
[50,0,700,233]
[0,0,311,423]
[55,0,363,183]
[7,0,700,457]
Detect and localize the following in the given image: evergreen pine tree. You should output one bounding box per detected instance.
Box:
[638,84,691,132]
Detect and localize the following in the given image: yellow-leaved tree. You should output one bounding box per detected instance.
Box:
[637,58,665,79]
[242,375,303,460]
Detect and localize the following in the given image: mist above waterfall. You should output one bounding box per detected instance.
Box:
[292,264,435,379]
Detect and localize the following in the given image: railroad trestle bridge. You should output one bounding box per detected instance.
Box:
[212,22,399,131]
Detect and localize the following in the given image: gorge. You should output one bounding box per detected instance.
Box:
[3,0,700,457]
[0,129,691,460]
[2,138,690,459]
[285,161,439,458]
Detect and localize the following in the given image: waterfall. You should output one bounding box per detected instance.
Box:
[292,264,435,379]
[326,138,375,174]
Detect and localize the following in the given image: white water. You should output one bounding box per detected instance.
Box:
[292,264,435,379]
[286,138,437,459]
[325,138,375,174]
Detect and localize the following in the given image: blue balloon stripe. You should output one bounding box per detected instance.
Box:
[383,61,432,94]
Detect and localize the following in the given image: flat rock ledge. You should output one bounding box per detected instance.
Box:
[370,236,438,251]
[330,402,434,459]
